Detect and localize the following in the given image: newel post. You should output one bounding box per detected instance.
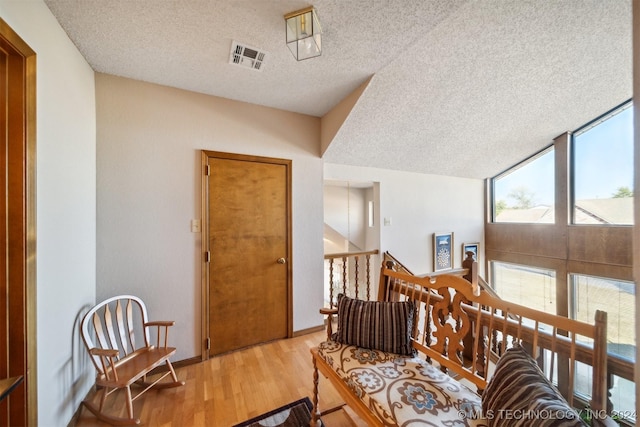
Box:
[377,260,395,301]
[462,252,479,296]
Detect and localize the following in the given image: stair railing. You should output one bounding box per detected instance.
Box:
[324,249,379,307]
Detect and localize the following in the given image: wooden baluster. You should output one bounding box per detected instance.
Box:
[472,306,486,381]
[501,308,509,356]
[365,254,371,301]
[532,320,540,364]
[491,309,498,354]
[409,280,417,303]
[341,256,347,297]
[414,284,424,341]
[354,255,360,299]
[437,288,451,374]
[462,312,474,362]
[549,326,557,384]
[329,258,335,308]
[311,357,321,427]
[568,333,576,408]
[390,278,397,301]
[606,373,614,414]
[455,306,465,363]
[424,290,432,363]
[487,308,495,373]
[397,280,405,302]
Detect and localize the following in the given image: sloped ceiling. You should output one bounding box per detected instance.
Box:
[44,0,632,179]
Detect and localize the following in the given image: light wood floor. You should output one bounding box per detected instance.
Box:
[73,329,364,427]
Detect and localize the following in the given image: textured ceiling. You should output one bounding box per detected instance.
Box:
[44,0,632,179]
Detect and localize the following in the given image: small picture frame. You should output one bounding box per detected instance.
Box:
[462,242,479,264]
[433,232,454,271]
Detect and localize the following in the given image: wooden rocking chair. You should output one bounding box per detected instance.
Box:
[80,295,185,425]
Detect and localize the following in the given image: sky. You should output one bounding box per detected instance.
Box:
[494,103,633,207]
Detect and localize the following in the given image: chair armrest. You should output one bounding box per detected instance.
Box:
[145,321,175,327]
[319,308,338,340]
[145,321,176,348]
[89,348,119,358]
[89,348,120,381]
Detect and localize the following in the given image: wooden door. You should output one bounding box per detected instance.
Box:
[202,151,292,357]
[0,19,36,426]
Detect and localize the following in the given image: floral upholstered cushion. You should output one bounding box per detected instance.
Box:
[317,340,488,426]
[332,294,415,356]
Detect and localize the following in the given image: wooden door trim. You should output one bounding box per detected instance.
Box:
[200,150,293,360]
[0,18,37,426]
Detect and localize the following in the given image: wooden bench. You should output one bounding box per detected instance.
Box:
[311,260,612,426]
[80,295,185,425]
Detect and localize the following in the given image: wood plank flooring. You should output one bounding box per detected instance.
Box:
[73,330,364,427]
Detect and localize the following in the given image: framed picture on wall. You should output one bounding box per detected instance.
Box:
[433,232,454,271]
[462,242,479,264]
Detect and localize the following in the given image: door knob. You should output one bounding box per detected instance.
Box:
[277,257,286,264]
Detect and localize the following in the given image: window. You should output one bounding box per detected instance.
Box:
[571,274,635,361]
[490,262,559,393]
[570,274,635,418]
[489,261,557,315]
[572,101,633,225]
[492,148,555,223]
[488,99,636,419]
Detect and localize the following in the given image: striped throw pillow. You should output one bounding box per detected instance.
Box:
[331,294,415,356]
[482,345,586,427]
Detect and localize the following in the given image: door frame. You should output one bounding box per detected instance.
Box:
[0,18,37,426]
[200,150,293,360]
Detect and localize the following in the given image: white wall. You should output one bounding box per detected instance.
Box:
[325,163,485,276]
[323,185,370,250]
[96,74,325,360]
[0,1,97,426]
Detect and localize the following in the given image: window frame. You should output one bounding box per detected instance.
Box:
[570,99,634,226]
[485,100,636,420]
[490,144,555,223]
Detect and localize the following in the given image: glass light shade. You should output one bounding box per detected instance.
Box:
[285,7,322,60]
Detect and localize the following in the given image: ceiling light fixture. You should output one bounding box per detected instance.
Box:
[284,6,322,61]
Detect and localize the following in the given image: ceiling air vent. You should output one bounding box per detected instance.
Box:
[229,41,267,71]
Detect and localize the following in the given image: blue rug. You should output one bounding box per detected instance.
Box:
[233,397,323,427]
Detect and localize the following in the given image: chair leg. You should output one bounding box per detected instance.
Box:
[163,359,186,387]
[98,386,108,411]
[311,356,321,427]
[125,386,134,419]
[166,359,180,383]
